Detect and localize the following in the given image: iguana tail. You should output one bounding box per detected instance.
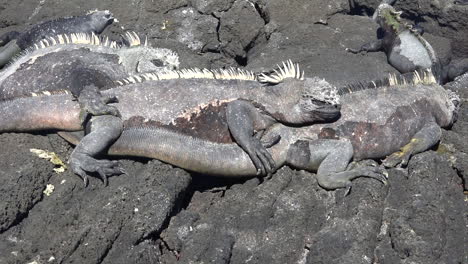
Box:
[107,126,291,177]
[0,93,82,132]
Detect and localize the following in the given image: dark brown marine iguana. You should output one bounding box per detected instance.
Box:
[0,31,179,100]
[0,10,115,67]
[346,0,468,83]
[0,61,342,186]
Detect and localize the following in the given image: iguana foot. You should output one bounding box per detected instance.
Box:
[78,85,121,117]
[345,47,362,54]
[346,159,379,170]
[245,137,276,177]
[317,164,387,191]
[382,139,418,167]
[69,152,126,186]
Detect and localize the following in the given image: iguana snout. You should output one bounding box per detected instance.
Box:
[89,10,115,34]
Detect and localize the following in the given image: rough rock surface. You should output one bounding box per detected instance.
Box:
[0,0,466,263]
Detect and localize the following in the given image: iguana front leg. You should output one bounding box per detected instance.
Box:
[226,99,277,176]
[69,115,125,186]
[346,39,383,54]
[77,85,120,118]
[383,121,441,167]
[71,67,120,118]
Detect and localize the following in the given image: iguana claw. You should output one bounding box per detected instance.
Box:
[317,164,387,191]
[70,152,125,186]
[244,137,276,177]
[382,150,412,168]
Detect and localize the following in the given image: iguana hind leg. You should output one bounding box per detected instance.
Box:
[69,115,124,186]
[287,139,386,190]
[383,121,441,167]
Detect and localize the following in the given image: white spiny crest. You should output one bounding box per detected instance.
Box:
[257,60,305,84]
[123,31,145,47]
[28,89,70,98]
[114,67,257,86]
[86,9,111,15]
[388,69,436,86]
[32,32,119,50]
[18,31,156,64]
[412,69,436,85]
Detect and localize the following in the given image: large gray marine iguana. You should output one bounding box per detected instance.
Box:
[346,0,468,83]
[0,31,179,100]
[0,10,115,67]
[92,68,459,191]
[0,61,343,186]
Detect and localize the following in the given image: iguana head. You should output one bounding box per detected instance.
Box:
[258,60,341,124]
[372,3,403,33]
[117,32,180,73]
[298,77,341,123]
[87,10,115,34]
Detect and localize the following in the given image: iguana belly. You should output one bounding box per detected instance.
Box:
[389,31,432,71]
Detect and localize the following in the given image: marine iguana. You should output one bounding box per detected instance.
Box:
[0,61,342,186]
[86,68,459,191]
[346,0,468,83]
[0,10,115,67]
[0,31,179,100]
[85,69,459,190]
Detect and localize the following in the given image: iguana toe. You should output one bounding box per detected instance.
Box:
[70,152,125,186]
[345,47,361,54]
[246,138,276,177]
[317,165,387,190]
[382,151,411,168]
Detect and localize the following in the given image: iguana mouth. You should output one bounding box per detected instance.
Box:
[312,104,341,121]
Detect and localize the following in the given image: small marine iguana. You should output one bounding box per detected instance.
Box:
[346,0,468,83]
[0,31,179,100]
[0,10,115,67]
[0,61,342,186]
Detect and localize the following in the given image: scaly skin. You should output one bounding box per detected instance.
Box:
[0,65,341,183]
[0,32,179,100]
[0,10,114,67]
[0,69,458,190]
